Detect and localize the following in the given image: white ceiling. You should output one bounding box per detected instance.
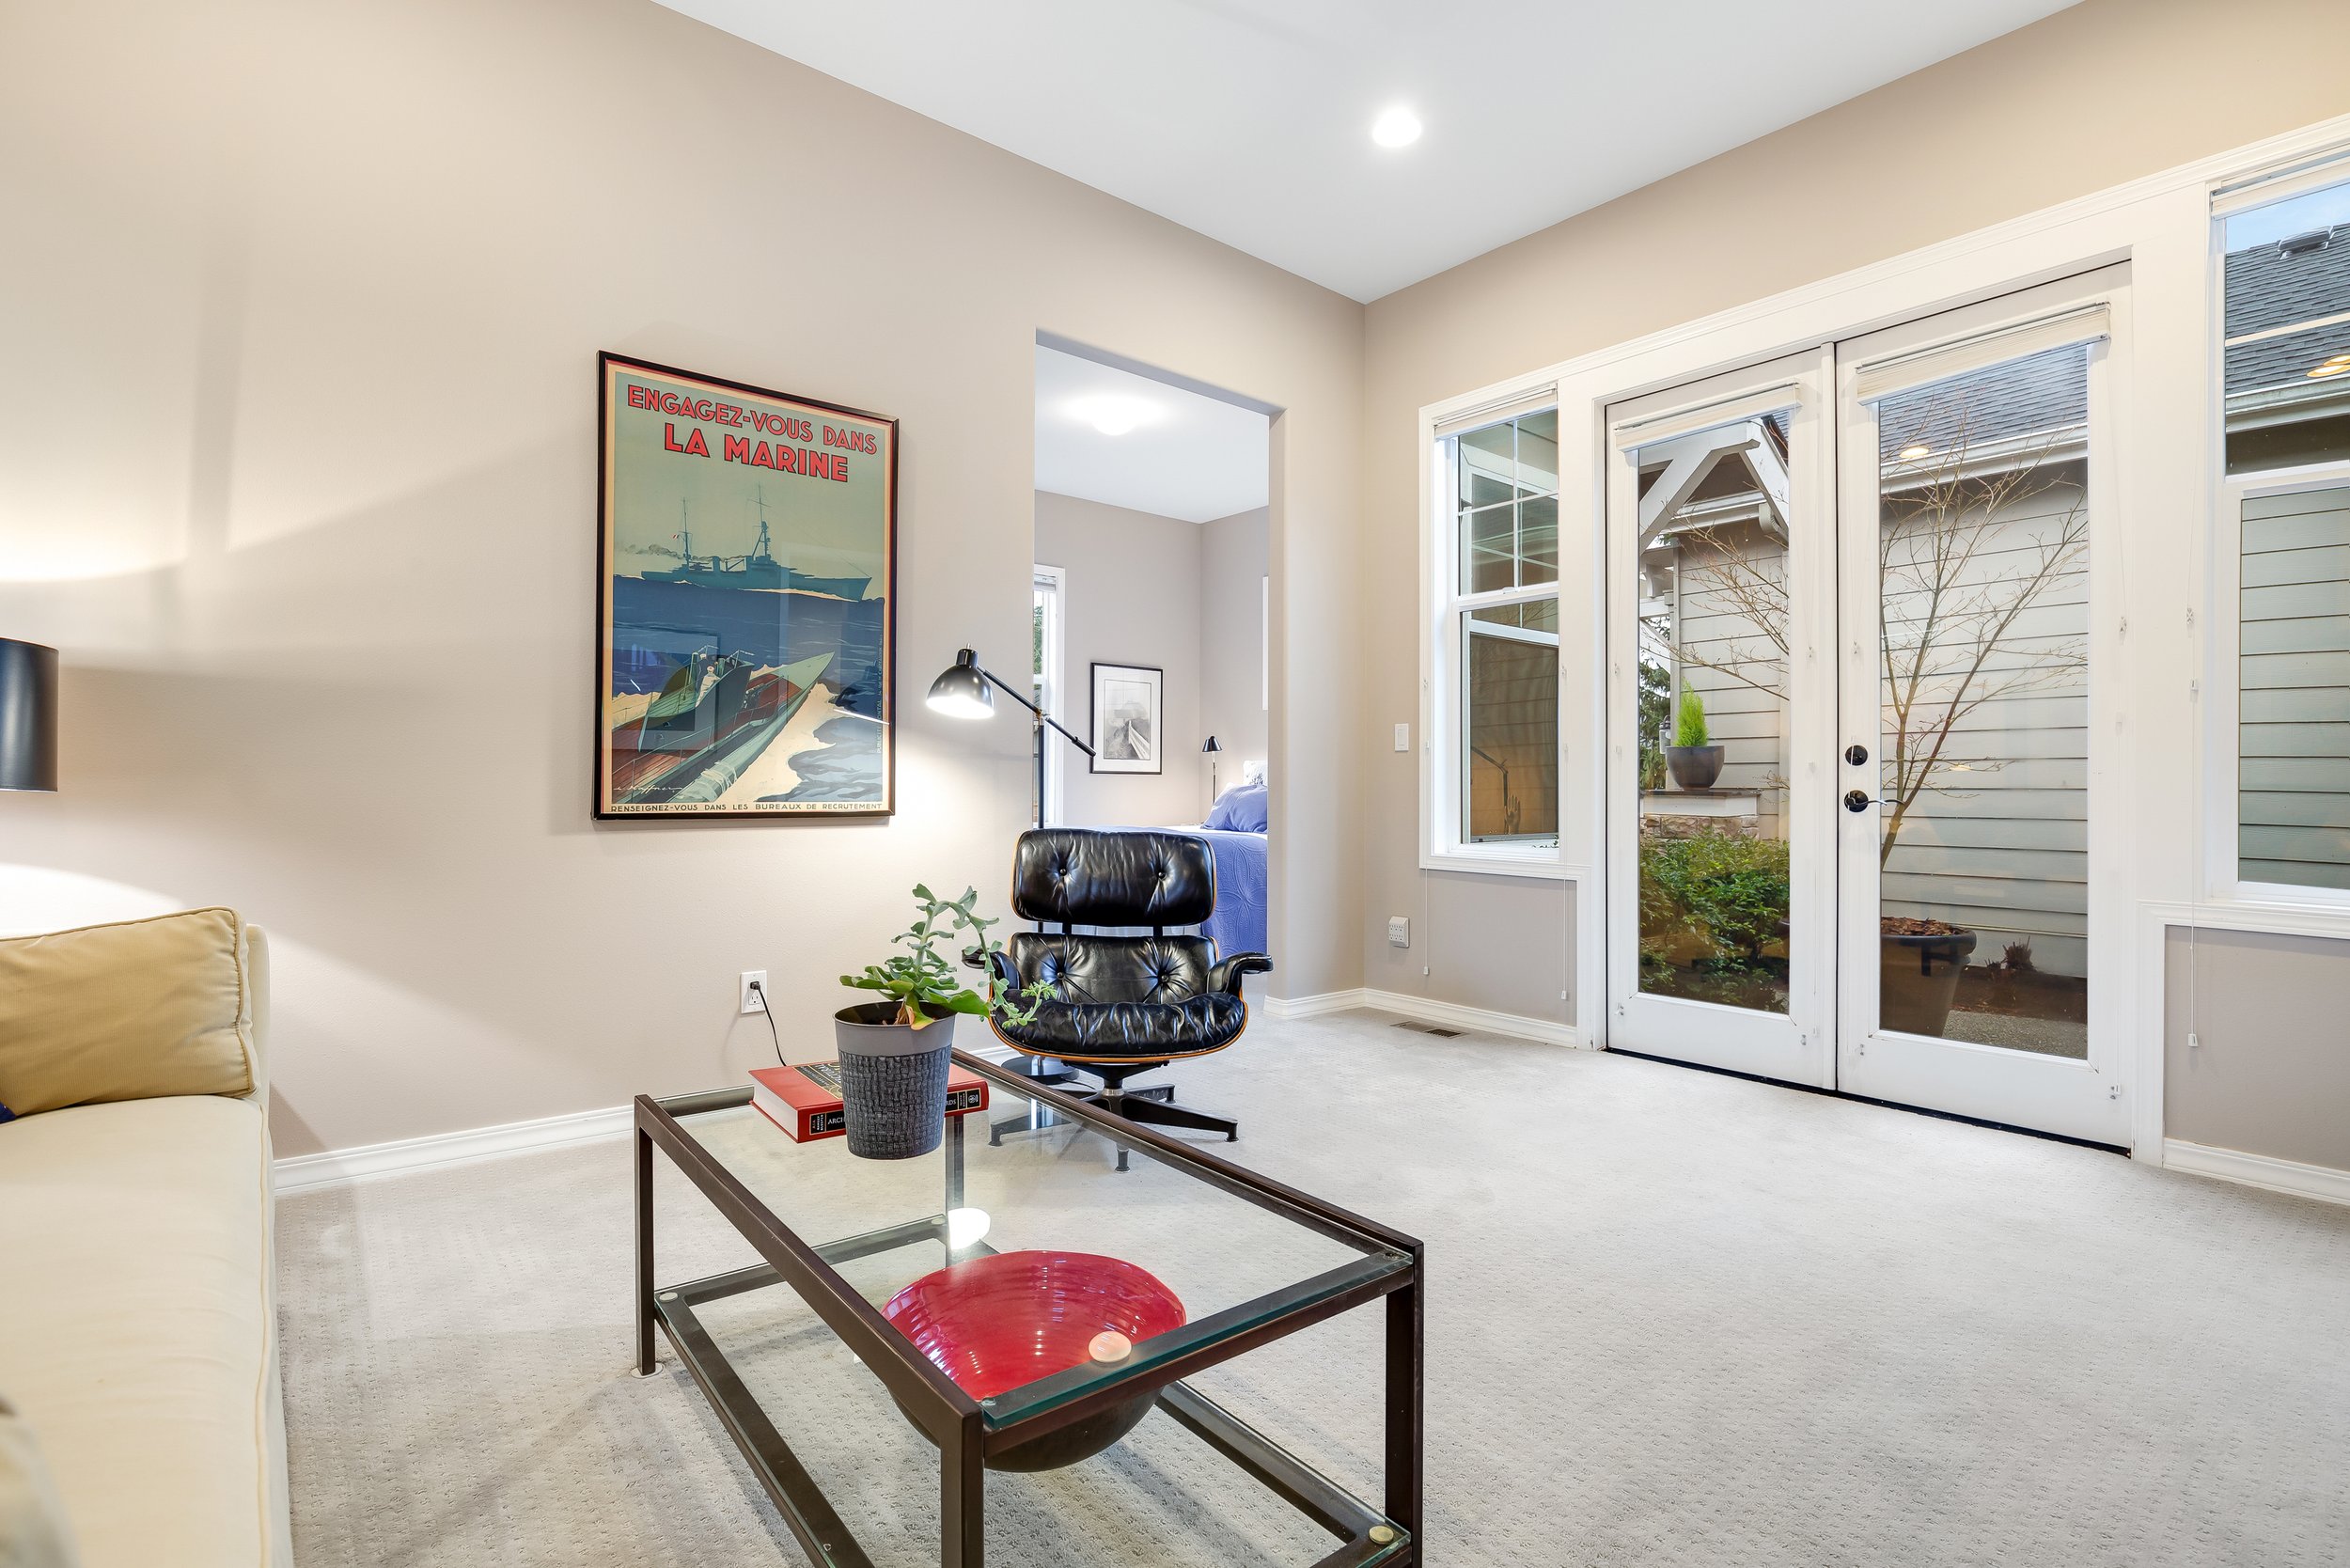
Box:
[1033,346,1268,523]
[657,0,2077,302]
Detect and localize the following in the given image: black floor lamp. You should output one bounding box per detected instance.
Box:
[925,647,1093,829]
[0,638,59,793]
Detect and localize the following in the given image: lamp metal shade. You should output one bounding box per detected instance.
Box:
[1200,735,1221,754]
[926,648,995,720]
[0,638,58,792]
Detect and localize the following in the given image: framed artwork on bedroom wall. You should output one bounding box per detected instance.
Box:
[594,353,898,820]
[1089,662,1163,775]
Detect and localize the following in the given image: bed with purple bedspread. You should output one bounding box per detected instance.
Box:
[1185,825,1267,961]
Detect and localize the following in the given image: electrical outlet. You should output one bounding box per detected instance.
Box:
[740,970,768,1015]
[1387,917,1410,949]
[1393,722,1410,752]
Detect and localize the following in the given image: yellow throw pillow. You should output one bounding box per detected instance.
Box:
[0,908,255,1121]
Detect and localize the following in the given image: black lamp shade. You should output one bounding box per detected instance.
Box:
[926,648,995,720]
[1201,735,1222,754]
[0,637,58,792]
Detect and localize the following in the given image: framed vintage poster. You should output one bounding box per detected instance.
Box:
[595,353,897,819]
[1089,662,1164,775]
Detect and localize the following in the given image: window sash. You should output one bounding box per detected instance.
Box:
[1433,415,1566,867]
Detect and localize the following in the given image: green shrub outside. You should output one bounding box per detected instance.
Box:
[1638,827,1790,974]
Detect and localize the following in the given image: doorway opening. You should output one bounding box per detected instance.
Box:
[1031,337,1275,965]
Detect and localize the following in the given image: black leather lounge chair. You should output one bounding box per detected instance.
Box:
[970,827,1271,1168]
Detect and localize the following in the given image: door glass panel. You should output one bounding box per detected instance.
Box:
[1872,343,2090,1057]
[1632,410,1795,1013]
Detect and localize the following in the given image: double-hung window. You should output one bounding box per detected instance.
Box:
[2219,171,2350,898]
[1432,405,1561,866]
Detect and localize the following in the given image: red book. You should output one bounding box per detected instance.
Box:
[749,1059,990,1142]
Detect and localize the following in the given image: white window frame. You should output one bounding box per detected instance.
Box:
[1409,108,2350,1162]
[1420,392,1572,878]
[1033,562,1066,826]
[2203,160,2350,918]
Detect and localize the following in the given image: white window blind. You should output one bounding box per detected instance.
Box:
[1853,305,2109,405]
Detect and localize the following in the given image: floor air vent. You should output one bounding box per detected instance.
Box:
[1391,1020,1463,1038]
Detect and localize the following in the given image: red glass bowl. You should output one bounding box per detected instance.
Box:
[882,1249,1185,1470]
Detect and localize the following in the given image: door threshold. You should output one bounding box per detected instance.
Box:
[1604,1047,2130,1156]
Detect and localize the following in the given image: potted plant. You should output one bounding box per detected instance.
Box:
[836,885,1051,1159]
[1664,684,1724,790]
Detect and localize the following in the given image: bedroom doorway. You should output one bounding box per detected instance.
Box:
[1031,336,1274,963]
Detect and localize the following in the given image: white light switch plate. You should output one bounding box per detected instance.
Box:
[1393,722,1410,752]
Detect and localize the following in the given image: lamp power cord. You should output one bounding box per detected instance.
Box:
[748,980,785,1067]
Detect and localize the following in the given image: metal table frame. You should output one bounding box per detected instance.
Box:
[634,1048,1424,1568]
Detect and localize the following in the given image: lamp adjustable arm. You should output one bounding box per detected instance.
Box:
[974,663,1095,758]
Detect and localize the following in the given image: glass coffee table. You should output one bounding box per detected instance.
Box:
[634,1049,1422,1568]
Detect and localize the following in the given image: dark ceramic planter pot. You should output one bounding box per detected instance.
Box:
[1665,745,1725,790]
[833,1003,953,1160]
[1878,928,1978,1038]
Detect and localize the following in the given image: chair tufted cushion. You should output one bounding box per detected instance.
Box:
[1006,933,1213,1005]
[1011,829,1215,928]
[995,994,1247,1060]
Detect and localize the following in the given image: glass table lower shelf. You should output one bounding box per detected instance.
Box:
[634,1048,1423,1567]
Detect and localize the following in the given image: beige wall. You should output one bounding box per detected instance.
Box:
[2165,928,2350,1173]
[1359,0,2350,1032]
[1200,507,1269,786]
[0,0,1364,1155]
[1033,492,1206,828]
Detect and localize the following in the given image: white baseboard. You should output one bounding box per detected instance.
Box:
[1262,987,1583,1047]
[2163,1138,2350,1208]
[1261,989,1371,1021]
[274,1104,631,1193]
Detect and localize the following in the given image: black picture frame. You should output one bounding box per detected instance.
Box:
[1088,662,1164,775]
[594,352,899,821]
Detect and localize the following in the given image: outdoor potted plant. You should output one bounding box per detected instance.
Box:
[1664,684,1725,790]
[836,884,1051,1160]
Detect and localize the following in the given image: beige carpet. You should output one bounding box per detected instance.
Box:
[276,1011,2350,1566]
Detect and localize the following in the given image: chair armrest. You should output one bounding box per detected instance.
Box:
[1208,952,1273,998]
[963,947,1017,989]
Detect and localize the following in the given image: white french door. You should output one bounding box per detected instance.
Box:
[1607,270,2133,1146]
[1833,271,2130,1145]
[1605,351,1840,1086]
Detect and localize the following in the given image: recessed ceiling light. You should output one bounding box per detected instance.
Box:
[1898,443,1932,462]
[1073,397,1152,436]
[1371,106,1422,149]
[2310,361,2350,380]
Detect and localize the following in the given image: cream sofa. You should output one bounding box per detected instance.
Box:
[0,915,294,1567]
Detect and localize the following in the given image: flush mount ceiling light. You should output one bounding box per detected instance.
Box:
[2309,353,2350,380]
[1072,396,1153,435]
[1370,105,1422,149]
[1898,443,1932,462]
